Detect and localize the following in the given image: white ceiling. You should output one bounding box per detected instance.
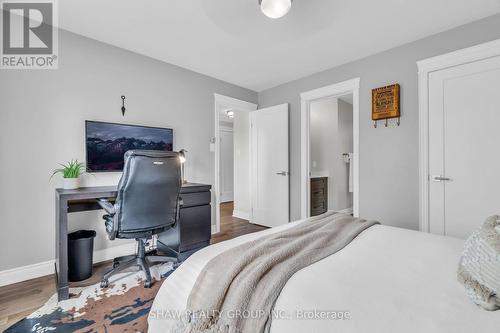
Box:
[59,0,500,91]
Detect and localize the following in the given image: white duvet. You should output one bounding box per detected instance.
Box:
[148,220,500,333]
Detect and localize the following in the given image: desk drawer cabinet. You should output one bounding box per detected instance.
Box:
[157,184,212,261]
[179,204,211,252]
[310,177,328,216]
[182,191,211,207]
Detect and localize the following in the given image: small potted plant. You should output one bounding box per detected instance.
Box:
[51,159,86,190]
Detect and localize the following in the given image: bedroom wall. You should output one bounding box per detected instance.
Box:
[258,13,500,229]
[0,29,257,272]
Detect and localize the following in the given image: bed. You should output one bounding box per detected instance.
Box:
[148,216,500,333]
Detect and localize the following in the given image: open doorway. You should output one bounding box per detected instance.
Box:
[309,95,354,216]
[213,94,257,234]
[214,95,289,234]
[300,78,360,219]
[218,106,250,229]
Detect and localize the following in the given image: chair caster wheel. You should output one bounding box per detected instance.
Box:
[144,281,152,288]
[100,280,109,288]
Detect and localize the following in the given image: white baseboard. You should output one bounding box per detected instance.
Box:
[233,210,250,221]
[0,242,137,287]
[0,260,55,288]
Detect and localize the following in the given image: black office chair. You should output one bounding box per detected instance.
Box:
[98,150,182,288]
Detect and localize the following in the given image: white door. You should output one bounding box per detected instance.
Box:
[251,104,289,227]
[429,55,500,238]
[219,128,234,203]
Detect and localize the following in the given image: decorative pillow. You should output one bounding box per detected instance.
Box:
[458,215,500,311]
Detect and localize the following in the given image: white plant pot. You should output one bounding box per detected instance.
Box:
[63,178,80,190]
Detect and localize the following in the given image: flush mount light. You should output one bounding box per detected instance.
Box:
[226,110,235,118]
[259,0,292,19]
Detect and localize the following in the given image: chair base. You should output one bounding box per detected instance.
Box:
[101,239,178,288]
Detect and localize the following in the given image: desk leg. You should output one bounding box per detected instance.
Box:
[55,196,69,301]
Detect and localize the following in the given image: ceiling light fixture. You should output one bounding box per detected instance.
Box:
[259,0,292,19]
[226,110,235,118]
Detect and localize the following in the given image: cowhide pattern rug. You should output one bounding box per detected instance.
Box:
[5,263,175,333]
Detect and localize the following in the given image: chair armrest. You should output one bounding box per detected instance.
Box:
[97,199,116,215]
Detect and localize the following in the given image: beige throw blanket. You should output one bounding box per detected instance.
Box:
[173,211,379,333]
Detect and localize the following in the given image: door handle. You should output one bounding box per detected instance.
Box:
[276,171,289,176]
[432,175,452,182]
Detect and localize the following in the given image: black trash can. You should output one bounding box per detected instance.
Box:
[68,230,97,282]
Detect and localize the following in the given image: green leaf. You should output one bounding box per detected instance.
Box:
[51,159,86,180]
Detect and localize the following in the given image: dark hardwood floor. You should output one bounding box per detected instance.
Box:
[211,201,268,244]
[0,202,266,331]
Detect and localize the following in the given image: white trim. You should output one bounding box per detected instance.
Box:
[300,78,360,219]
[417,39,500,74]
[418,68,430,233]
[0,243,136,287]
[214,94,257,234]
[0,260,54,287]
[214,93,258,111]
[233,210,251,221]
[417,38,500,233]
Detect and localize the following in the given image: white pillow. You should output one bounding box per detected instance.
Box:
[458,215,500,311]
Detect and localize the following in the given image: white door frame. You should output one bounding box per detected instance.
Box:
[300,78,360,219]
[214,93,257,233]
[417,38,500,233]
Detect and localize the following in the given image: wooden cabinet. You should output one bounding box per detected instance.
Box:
[157,183,212,261]
[310,177,328,216]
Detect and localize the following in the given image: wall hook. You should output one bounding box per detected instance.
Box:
[374,120,377,128]
[384,118,388,127]
[396,117,400,126]
[121,95,126,116]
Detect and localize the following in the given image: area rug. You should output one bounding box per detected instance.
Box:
[5,263,175,333]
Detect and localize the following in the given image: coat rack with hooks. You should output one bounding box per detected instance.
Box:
[373,117,400,128]
[372,83,400,128]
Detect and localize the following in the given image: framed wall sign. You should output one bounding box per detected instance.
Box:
[372,84,400,127]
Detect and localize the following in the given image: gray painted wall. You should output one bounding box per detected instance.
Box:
[0,30,256,271]
[258,14,500,228]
